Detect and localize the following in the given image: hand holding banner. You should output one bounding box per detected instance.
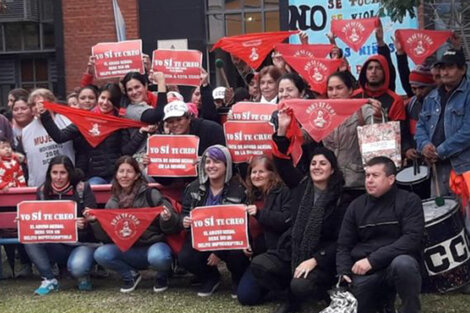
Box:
[18,201,77,244]
[395,29,453,65]
[191,205,249,251]
[88,207,163,252]
[224,121,274,163]
[331,17,380,52]
[152,50,203,86]
[285,98,368,142]
[92,39,144,79]
[147,135,199,177]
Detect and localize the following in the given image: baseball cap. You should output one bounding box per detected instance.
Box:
[212,87,226,100]
[434,49,466,67]
[163,101,188,121]
[167,91,184,103]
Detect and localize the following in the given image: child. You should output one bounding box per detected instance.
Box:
[0,137,26,191]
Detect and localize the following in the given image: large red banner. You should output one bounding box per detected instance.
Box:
[224,121,274,163]
[88,207,163,252]
[285,98,368,142]
[274,43,334,59]
[230,102,277,122]
[395,29,453,65]
[92,39,144,79]
[191,205,249,251]
[147,135,199,177]
[18,201,77,244]
[152,50,202,86]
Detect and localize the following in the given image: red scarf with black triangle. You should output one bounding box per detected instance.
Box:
[43,102,146,147]
[211,31,299,69]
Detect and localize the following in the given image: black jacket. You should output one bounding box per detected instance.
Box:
[250,186,293,253]
[336,185,424,275]
[40,111,146,180]
[272,135,348,272]
[189,118,226,156]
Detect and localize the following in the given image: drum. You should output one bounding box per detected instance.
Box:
[422,197,470,292]
[396,165,430,199]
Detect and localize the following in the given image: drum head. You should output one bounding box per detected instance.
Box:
[423,197,459,224]
[396,166,429,185]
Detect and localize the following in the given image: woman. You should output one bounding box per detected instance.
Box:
[24,155,97,295]
[322,71,376,198]
[38,84,151,184]
[249,110,348,312]
[89,156,178,293]
[178,145,249,297]
[237,156,294,305]
[259,66,282,104]
[11,96,34,149]
[7,88,29,109]
[77,85,99,111]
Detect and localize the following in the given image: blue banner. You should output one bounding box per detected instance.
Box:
[287,1,418,95]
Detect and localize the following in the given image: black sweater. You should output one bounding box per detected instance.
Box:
[336,185,424,275]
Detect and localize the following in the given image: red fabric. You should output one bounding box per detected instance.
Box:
[281,56,342,94]
[249,200,265,240]
[396,29,453,64]
[449,170,470,216]
[331,17,379,52]
[162,196,186,254]
[0,155,26,190]
[147,91,157,107]
[211,31,299,69]
[80,73,94,88]
[272,102,303,166]
[274,43,334,59]
[88,207,163,252]
[409,71,434,85]
[284,98,368,142]
[43,102,146,147]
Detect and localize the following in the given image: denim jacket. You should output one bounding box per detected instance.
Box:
[415,77,470,174]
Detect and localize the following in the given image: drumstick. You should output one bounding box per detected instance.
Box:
[432,163,444,206]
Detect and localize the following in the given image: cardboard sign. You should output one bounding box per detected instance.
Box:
[230,102,277,121]
[191,205,249,251]
[88,207,163,252]
[285,98,368,142]
[147,135,199,177]
[152,49,202,86]
[92,39,144,79]
[224,121,274,163]
[18,200,77,244]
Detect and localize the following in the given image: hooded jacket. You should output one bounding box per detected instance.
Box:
[353,54,406,122]
[180,145,246,226]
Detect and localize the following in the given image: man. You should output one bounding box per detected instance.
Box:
[415,48,469,196]
[337,156,424,313]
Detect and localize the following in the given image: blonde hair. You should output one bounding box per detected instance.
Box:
[28,88,56,107]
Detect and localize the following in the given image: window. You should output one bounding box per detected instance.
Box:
[20,58,50,91]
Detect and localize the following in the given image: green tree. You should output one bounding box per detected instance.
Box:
[378,0,419,23]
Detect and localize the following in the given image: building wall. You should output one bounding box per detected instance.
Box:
[61,0,139,93]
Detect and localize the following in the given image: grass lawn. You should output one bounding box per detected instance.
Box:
[1,269,470,313]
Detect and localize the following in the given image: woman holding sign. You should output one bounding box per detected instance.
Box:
[236,156,294,305]
[88,156,178,293]
[260,121,348,312]
[178,145,249,297]
[25,155,97,295]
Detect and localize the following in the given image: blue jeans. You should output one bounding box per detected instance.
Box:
[67,245,96,279]
[24,243,73,279]
[237,267,268,305]
[94,242,173,281]
[88,176,111,185]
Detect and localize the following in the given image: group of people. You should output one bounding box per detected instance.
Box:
[0,22,469,313]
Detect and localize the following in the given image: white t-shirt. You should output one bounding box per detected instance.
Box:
[22,115,75,186]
